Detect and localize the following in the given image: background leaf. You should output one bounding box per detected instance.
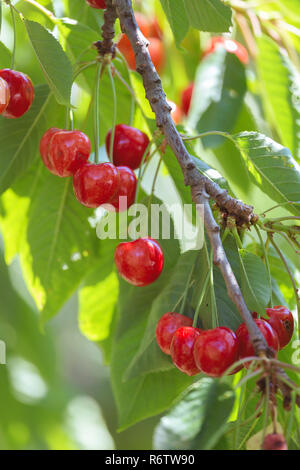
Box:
[25,20,73,106]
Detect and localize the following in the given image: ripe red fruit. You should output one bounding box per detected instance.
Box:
[181,82,194,116]
[262,433,288,451]
[47,130,91,177]
[0,69,34,118]
[148,38,165,73]
[156,313,193,355]
[117,21,165,74]
[193,327,239,377]
[105,124,150,170]
[85,0,106,8]
[170,326,202,376]
[265,305,294,349]
[203,37,249,65]
[40,127,61,174]
[148,18,163,40]
[236,319,279,366]
[0,76,10,115]
[114,238,164,287]
[108,166,137,212]
[73,162,120,208]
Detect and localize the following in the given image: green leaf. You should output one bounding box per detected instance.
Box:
[238,249,271,316]
[0,85,51,195]
[79,239,119,342]
[183,0,232,32]
[111,318,193,431]
[257,35,300,160]
[154,378,235,450]
[233,132,300,216]
[25,20,73,106]
[160,0,189,46]
[188,49,247,147]
[20,174,99,322]
[124,250,199,380]
[0,42,11,69]
[0,163,44,264]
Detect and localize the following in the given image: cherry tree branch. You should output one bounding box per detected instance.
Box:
[108,0,269,355]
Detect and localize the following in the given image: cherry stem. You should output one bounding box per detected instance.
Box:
[260,201,300,216]
[9,3,17,69]
[193,270,210,328]
[268,234,300,333]
[179,260,197,316]
[108,66,117,163]
[93,62,102,164]
[253,225,273,307]
[235,367,264,390]
[147,154,163,213]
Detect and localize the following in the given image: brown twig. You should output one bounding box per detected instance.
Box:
[109,0,269,355]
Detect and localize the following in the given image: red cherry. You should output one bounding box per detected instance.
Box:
[148,18,163,40]
[170,326,202,376]
[236,319,279,367]
[265,305,294,349]
[0,76,10,115]
[117,13,151,70]
[105,124,150,170]
[193,327,239,377]
[114,237,164,287]
[108,166,137,212]
[181,82,194,116]
[262,434,288,451]
[85,0,106,8]
[47,130,91,177]
[117,31,165,73]
[73,162,120,208]
[203,37,249,64]
[0,69,34,118]
[148,38,165,73]
[40,127,61,174]
[156,312,193,355]
[168,100,183,124]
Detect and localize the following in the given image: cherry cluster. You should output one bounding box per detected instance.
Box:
[0,69,34,119]
[156,306,294,377]
[40,122,165,286]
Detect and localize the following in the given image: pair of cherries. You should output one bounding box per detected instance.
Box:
[40,123,149,211]
[0,69,34,119]
[156,306,294,377]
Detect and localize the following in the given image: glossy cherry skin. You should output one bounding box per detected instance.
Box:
[181,82,194,116]
[0,77,10,115]
[40,127,61,174]
[106,124,150,170]
[170,327,202,376]
[203,37,249,65]
[85,0,106,8]
[265,305,294,349]
[193,327,239,378]
[114,238,164,287]
[0,69,34,118]
[48,130,91,177]
[236,319,279,367]
[156,312,193,355]
[108,166,137,212]
[262,434,288,451]
[73,162,120,208]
